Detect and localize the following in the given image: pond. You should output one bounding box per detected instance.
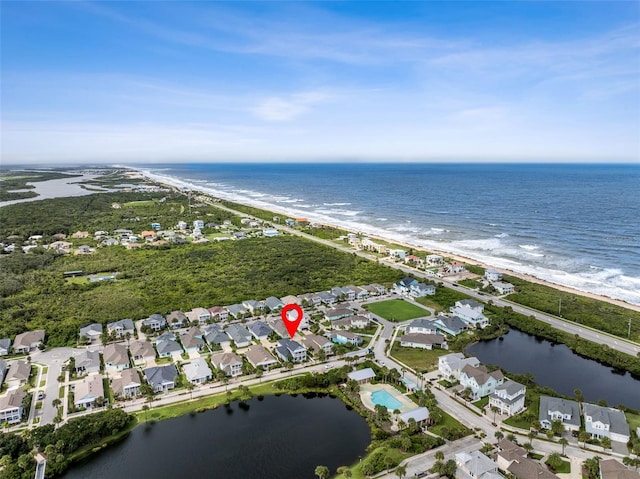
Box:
[466,328,640,409]
[63,393,371,479]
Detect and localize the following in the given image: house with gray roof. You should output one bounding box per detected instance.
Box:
[451,304,490,329]
[13,330,45,353]
[103,343,130,371]
[0,339,11,356]
[329,331,363,346]
[397,407,430,427]
[73,374,105,409]
[348,286,369,300]
[183,358,212,385]
[489,380,526,416]
[5,360,30,389]
[317,291,337,305]
[0,360,7,387]
[600,459,640,479]
[400,333,447,350]
[300,334,333,356]
[460,364,504,400]
[0,389,26,424]
[106,319,135,339]
[203,324,230,348]
[180,327,206,353]
[226,304,247,319]
[242,300,263,315]
[433,315,468,336]
[143,314,167,332]
[144,364,178,393]
[245,345,278,369]
[410,283,436,298]
[210,352,243,377]
[264,296,284,312]
[275,339,307,363]
[438,352,480,380]
[407,318,439,335]
[538,396,581,432]
[325,308,354,321]
[247,321,274,340]
[226,324,252,348]
[167,311,187,329]
[583,403,630,443]
[156,336,182,358]
[332,315,370,330]
[74,350,101,375]
[331,287,355,301]
[394,277,419,295]
[455,451,503,479]
[347,368,376,384]
[129,340,156,365]
[111,368,142,399]
[79,323,103,344]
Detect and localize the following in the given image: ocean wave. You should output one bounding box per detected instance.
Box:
[323,202,351,206]
[519,244,539,251]
[376,218,388,222]
[495,233,509,238]
[314,208,361,217]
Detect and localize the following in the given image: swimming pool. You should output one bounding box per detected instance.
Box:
[371,389,403,411]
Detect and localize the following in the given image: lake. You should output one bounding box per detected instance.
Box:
[63,393,371,479]
[466,329,640,409]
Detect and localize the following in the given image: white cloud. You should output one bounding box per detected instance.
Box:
[252,91,332,121]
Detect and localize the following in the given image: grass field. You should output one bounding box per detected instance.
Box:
[430,409,473,438]
[390,342,447,372]
[626,412,640,433]
[364,300,430,322]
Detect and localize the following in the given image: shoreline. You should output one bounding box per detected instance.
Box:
[132,167,640,314]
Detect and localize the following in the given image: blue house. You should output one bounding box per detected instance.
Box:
[151,223,161,230]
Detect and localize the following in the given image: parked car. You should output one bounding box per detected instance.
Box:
[37,391,45,400]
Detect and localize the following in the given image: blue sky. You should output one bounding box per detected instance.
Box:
[2,1,639,164]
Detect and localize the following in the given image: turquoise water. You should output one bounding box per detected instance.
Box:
[371,389,403,410]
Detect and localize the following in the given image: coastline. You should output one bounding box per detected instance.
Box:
[133,167,640,314]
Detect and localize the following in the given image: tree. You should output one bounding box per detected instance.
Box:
[559,437,569,455]
[583,457,601,479]
[255,368,264,382]
[435,451,445,461]
[495,431,504,441]
[550,419,565,436]
[490,406,500,424]
[314,465,330,479]
[52,398,61,408]
[578,431,591,448]
[574,388,584,403]
[186,381,195,400]
[522,443,533,455]
[528,431,536,445]
[395,464,407,478]
[337,466,352,478]
[600,436,611,451]
[506,433,517,443]
[141,404,149,421]
[546,452,563,472]
[317,349,327,362]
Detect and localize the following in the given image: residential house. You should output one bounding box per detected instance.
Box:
[280,295,300,306]
[247,321,274,341]
[185,307,211,325]
[407,318,439,335]
[349,286,370,301]
[600,460,640,479]
[495,440,558,479]
[394,277,419,295]
[389,249,407,259]
[489,380,526,416]
[455,451,504,479]
[275,339,307,363]
[297,293,321,307]
[317,291,338,305]
[129,340,156,365]
[0,389,26,424]
[329,331,363,346]
[12,330,45,353]
[143,314,167,332]
[0,360,6,387]
[226,324,252,348]
[193,220,204,229]
[538,396,581,432]
[438,353,480,380]
[263,228,280,237]
[103,343,130,371]
[332,315,370,330]
[72,231,89,238]
[409,282,436,298]
[106,319,135,339]
[347,368,376,384]
[245,345,278,369]
[451,304,490,329]
[210,352,243,377]
[405,254,424,266]
[144,364,178,393]
[79,323,103,344]
[207,306,229,322]
[459,364,504,400]
[0,339,10,356]
[111,368,142,399]
[74,350,101,375]
[583,403,631,443]
[183,358,213,385]
[267,318,291,339]
[399,333,447,350]
[484,269,503,282]
[264,296,284,312]
[493,282,515,295]
[455,299,484,311]
[331,287,355,301]
[443,262,466,274]
[242,300,263,315]
[325,308,354,321]
[433,315,468,336]
[203,324,230,349]
[180,327,206,353]
[300,334,334,356]
[73,374,105,409]
[155,333,183,359]
[167,311,187,329]
[226,304,248,319]
[5,360,30,389]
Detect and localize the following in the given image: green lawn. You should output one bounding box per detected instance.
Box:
[504,413,533,430]
[551,460,571,474]
[473,397,489,409]
[430,410,473,438]
[364,300,430,322]
[390,342,447,372]
[626,412,640,433]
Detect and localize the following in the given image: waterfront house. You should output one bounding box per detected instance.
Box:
[399,333,447,350]
[0,389,26,424]
[143,314,167,332]
[300,334,334,356]
[438,353,480,380]
[275,339,307,363]
[324,308,354,321]
[329,331,363,346]
[180,327,206,353]
[493,282,515,295]
[112,368,142,399]
[264,296,285,312]
[0,339,11,356]
[407,318,439,335]
[538,396,581,432]
[409,282,436,298]
[583,403,630,443]
[167,311,187,329]
[389,249,407,260]
[79,323,103,344]
[12,330,45,353]
[432,315,468,336]
[5,360,30,389]
[183,358,213,385]
[103,343,130,371]
[73,374,104,409]
[394,277,419,295]
[484,269,502,282]
[106,319,135,339]
[459,364,504,399]
[129,340,156,365]
[185,307,211,325]
[451,304,489,329]
[226,324,252,348]
[207,306,229,322]
[226,304,248,319]
[247,321,274,341]
[210,352,243,377]
[74,350,101,376]
[455,451,503,479]
[144,364,178,393]
[347,368,376,384]
[245,345,278,369]
[489,380,526,416]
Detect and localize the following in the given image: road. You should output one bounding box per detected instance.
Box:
[31,347,77,425]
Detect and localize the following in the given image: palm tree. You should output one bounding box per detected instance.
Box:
[578,431,591,448]
[255,368,263,382]
[546,452,563,472]
[559,437,568,455]
[435,450,445,461]
[528,431,536,445]
[522,443,533,455]
[574,388,584,403]
[601,436,611,451]
[395,464,407,478]
[506,433,517,443]
[314,465,330,479]
[494,431,504,442]
[186,381,195,400]
[490,406,500,424]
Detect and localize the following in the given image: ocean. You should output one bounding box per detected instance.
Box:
[134,163,640,306]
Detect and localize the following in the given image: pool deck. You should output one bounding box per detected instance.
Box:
[359,383,418,413]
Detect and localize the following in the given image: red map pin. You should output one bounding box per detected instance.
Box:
[281,304,304,338]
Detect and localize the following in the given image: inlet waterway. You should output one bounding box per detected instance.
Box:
[467,329,640,409]
[63,393,371,479]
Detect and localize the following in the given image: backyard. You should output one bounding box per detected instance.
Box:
[389,342,447,372]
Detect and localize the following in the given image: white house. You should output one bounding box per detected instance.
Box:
[493,282,515,295]
[399,333,447,350]
[455,451,504,479]
[538,396,581,432]
[0,389,26,424]
[583,403,630,443]
[459,364,504,400]
[409,283,436,297]
[484,269,503,282]
[407,318,438,335]
[438,353,480,380]
[183,358,213,385]
[489,380,526,416]
[210,352,243,377]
